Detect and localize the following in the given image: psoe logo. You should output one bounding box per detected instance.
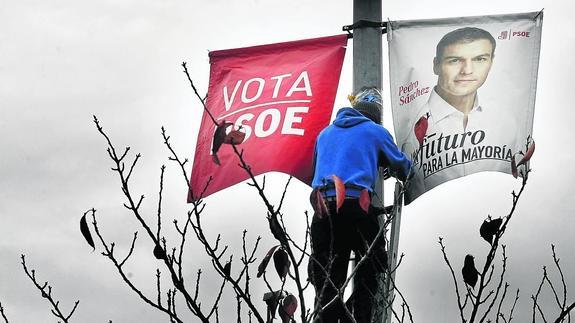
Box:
[498,30,531,40]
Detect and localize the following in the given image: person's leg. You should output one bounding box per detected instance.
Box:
[351,261,379,322]
[311,251,351,322]
[309,205,352,322]
[351,204,388,322]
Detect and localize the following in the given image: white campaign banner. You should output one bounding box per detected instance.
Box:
[387,12,543,204]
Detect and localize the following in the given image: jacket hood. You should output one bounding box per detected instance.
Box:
[333,107,372,128]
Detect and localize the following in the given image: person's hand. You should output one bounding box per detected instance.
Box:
[401,165,416,191]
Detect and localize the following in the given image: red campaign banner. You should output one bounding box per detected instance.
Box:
[189,35,348,201]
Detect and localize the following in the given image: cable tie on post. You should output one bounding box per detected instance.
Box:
[343,20,388,38]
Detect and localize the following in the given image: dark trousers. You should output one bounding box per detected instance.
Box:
[308,199,387,322]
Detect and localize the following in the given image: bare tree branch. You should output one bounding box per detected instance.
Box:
[93,116,213,321]
[162,127,191,190]
[0,301,10,323]
[88,209,186,323]
[21,255,79,323]
[532,268,547,323]
[439,237,467,322]
[554,302,575,323]
[495,283,510,323]
[388,271,414,323]
[119,232,138,268]
[551,245,569,319]
[181,62,217,125]
[480,246,509,322]
[157,165,166,242]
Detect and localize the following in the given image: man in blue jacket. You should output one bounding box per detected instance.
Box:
[309,87,412,322]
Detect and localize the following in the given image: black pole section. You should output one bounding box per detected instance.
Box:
[353,0,382,93]
[351,0,386,322]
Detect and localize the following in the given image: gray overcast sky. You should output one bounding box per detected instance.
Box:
[1,0,574,322]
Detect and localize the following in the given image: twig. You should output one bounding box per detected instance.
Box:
[181,62,217,125]
[495,283,510,323]
[236,295,242,323]
[194,269,202,302]
[156,269,162,307]
[550,245,575,323]
[119,232,138,267]
[187,202,265,323]
[277,176,293,212]
[162,127,191,190]
[236,231,261,294]
[89,209,185,323]
[439,237,467,322]
[552,245,569,312]
[533,268,547,323]
[508,289,520,323]
[480,246,509,323]
[0,301,10,323]
[21,255,80,323]
[388,272,414,323]
[299,211,311,266]
[208,278,227,319]
[554,302,575,323]
[157,165,166,242]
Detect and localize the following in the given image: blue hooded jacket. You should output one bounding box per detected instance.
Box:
[311,107,412,198]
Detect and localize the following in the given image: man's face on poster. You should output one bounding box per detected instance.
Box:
[434,39,494,97]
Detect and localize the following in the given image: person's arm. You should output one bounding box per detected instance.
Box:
[310,139,320,187]
[379,127,412,181]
